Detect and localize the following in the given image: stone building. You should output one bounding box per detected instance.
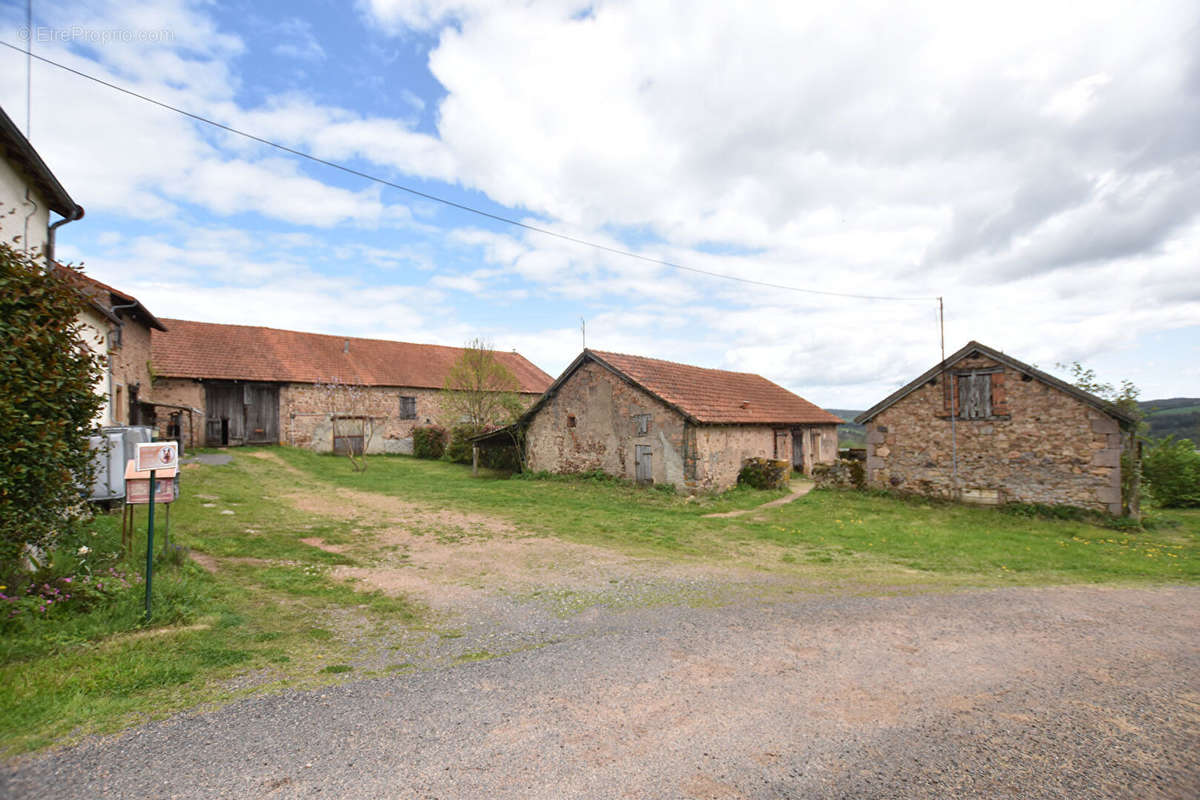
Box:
[67,271,168,428]
[854,341,1138,514]
[495,349,841,491]
[150,319,552,452]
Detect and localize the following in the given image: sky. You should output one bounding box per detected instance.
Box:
[1,0,1197,408]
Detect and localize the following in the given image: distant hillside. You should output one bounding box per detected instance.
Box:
[1140,398,1200,443]
[827,409,866,448]
[828,399,1200,448]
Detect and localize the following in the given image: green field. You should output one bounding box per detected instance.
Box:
[2,448,1197,754]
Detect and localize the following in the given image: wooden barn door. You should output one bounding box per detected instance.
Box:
[243,384,279,444]
[205,382,278,446]
[635,445,652,484]
[205,383,243,446]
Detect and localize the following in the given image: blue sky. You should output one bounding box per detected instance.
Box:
[1,0,1197,407]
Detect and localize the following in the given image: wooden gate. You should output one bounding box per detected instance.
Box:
[332,416,365,455]
[635,445,652,484]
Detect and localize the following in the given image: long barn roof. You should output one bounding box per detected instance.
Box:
[152,319,553,393]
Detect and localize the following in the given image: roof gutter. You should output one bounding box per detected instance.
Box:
[46,205,84,263]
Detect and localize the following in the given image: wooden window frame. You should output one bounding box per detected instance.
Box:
[633,413,651,436]
[399,396,417,420]
[946,367,1009,420]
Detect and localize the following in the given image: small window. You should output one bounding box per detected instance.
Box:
[957,373,992,419]
[109,325,122,350]
[399,396,417,420]
[633,414,651,436]
[567,414,576,428]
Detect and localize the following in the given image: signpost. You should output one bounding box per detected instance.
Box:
[134,442,178,620]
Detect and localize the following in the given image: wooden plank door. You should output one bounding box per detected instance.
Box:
[773,429,788,461]
[791,429,805,470]
[204,383,243,446]
[243,384,279,444]
[635,445,652,484]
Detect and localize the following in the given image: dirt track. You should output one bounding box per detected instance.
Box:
[5,584,1198,799]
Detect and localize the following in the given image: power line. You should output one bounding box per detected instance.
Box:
[2,40,938,303]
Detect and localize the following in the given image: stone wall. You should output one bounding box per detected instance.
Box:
[280,384,449,454]
[150,378,541,454]
[863,355,1127,513]
[150,378,205,447]
[692,426,777,491]
[109,319,155,425]
[525,361,688,486]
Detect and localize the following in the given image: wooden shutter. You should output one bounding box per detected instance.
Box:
[958,373,992,419]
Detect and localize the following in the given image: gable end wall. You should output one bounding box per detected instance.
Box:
[864,355,1126,513]
[525,361,688,486]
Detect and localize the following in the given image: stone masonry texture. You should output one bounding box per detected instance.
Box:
[863,354,1128,513]
[525,361,838,492]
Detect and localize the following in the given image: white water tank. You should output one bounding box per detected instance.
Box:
[88,431,126,501]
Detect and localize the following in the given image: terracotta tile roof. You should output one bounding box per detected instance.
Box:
[588,350,843,425]
[151,319,553,393]
[65,269,167,331]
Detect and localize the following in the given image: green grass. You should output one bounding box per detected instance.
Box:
[3,446,1197,755]
[273,448,1199,586]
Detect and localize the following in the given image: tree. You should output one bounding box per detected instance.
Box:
[1141,436,1200,508]
[440,338,523,428]
[1059,361,1144,516]
[319,376,376,472]
[0,241,104,578]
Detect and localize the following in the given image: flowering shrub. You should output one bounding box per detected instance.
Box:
[0,566,139,623]
[412,425,448,459]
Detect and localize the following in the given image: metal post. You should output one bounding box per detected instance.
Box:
[144,469,156,620]
[472,444,479,476]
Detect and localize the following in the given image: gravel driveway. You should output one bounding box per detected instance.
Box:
[4,584,1198,799]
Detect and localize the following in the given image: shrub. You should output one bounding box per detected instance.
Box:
[444,424,479,464]
[1142,436,1200,508]
[737,458,791,490]
[1,246,104,582]
[412,425,448,459]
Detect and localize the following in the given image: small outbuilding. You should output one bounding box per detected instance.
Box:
[854,341,1138,514]
[491,349,841,491]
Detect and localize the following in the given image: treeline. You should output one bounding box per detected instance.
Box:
[1140,398,1200,443]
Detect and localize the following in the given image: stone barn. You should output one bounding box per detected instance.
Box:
[497,349,841,491]
[854,341,1138,514]
[150,319,552,452]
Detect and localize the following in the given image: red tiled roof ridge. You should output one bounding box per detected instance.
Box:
[588,348,765,380]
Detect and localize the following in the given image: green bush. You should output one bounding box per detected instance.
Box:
[412,426,447,460]
[1,247,104,582]
[1142,436,1200,508]
[444,424,479,464]
[737,458,791,490]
